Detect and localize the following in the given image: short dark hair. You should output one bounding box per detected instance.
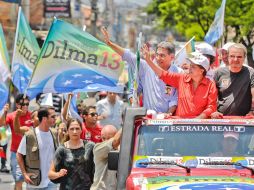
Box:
[38,106,55,122]
[82,106,96,115]
[157,41,175,55]
[197,65,207,76]
[15,94,30,104]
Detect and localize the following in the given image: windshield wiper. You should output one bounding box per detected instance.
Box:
[139,161,191,174]
[204,161,254,175]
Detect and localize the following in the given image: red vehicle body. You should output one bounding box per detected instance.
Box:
[111,108,254,190]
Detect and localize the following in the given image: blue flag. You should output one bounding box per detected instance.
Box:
[204,0,226,45]
[0,79,8,111]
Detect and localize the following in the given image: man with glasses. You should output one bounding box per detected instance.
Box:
[212,43,254,118]
[0,94,32,190]
[80,106,102,143]
[16,106,58,190]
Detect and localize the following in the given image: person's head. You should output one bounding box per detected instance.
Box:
[228,43,247,73]
[15,94,30,113]
[82,106,98,126]
[155,41,175,70]
[31,110,39,127]
[222,132,239,156]
[37,106,56,128]
[220,42,235,65]
[66,118,82,141]
[101,125,117,141]
[107,92,117,104]
[187,52,210,78]
[195,42,216,65]
[99,91,107,100]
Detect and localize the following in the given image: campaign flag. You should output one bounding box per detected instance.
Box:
[0,24,11,82]
[204,0,226,45]
[0,78,8,111]
[11,7,40,94]
[175,37,195,67]
[26,19,125,98]
[40,93,53,106]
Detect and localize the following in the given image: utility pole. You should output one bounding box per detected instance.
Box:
[90,0,98,37]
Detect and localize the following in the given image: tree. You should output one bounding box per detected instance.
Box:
[146,0,254,67]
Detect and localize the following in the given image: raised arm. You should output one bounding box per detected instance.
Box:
[61,93,73,121]
[112,128,122,149]
[0,104,9,126]
[14,109,30,135]
[101,27,124,56]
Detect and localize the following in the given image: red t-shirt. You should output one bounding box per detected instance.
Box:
[6,111,32,152]
[81,123,102,143]
[160,71,217,118]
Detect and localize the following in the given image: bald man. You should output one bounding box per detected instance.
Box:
[91,125,122,190]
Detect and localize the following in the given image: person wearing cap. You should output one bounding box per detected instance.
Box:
[212,43,254,118]
[101,27,182,116]
[142,44,217,118]
[210,132,239,157]
[195,42,216,79]
[219,42,235,66]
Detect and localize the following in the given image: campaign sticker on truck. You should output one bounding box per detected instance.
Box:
[133,156,254,169]
[132,176,254,190]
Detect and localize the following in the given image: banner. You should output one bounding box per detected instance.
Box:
[11,7,40,94]
[0,24,11,82]
[175,37,195,67]
[204,0,226,45]
[27,19,124,98]
[44,0,71,18]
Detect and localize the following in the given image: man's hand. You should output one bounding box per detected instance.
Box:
[141,44,151,62]
[101,26,111,45]
[16,109,23,117]
[58,169,68,178]
[24,172,35,185]
[246,111,254,116]
[211,111,223,119]
[3,104,9,113]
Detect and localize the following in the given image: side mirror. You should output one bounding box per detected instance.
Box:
[108,151,119,170]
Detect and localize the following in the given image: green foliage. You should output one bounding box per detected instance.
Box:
[146,0,254,47]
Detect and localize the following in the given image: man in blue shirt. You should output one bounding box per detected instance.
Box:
[101,27,182,115]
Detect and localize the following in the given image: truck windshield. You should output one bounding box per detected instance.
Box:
[136,124,254,157]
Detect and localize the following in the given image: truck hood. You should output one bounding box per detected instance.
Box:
[127,168,254,189]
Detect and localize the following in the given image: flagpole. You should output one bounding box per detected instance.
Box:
[175,36,195,57]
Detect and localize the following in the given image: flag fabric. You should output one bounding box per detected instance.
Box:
[204,0,226,45]
[11,7,40,94]
[64,93,83,123]
[39,93,53,106]
[175,37,195,67]
[0,78,8,111]
[0,24,11,82]
[27,19,125,98]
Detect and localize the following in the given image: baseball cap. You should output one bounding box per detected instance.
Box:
[223,132,239,141]
[186,52,210,72]
[99,91,107,96]
[221,42,235,51]
[195,42,216,57]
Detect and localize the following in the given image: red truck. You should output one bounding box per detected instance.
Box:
[109,107,254,190]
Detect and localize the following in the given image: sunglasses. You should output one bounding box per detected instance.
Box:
[20,103,29,106]
[88,112,98,117]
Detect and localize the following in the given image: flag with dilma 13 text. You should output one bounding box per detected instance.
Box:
[27,19,125,98]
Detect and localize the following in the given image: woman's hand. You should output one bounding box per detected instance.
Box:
[58,169,68,178]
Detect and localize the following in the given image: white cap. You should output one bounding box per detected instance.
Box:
[195,42,216,57]
[221,42,235,51]
[186,52,210,72]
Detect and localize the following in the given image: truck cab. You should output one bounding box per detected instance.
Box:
[112,107,254,190]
